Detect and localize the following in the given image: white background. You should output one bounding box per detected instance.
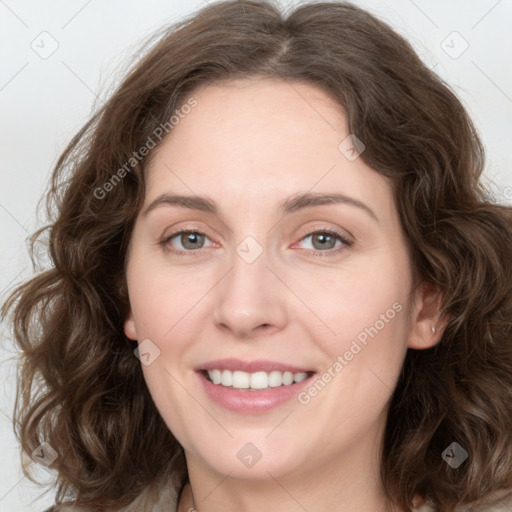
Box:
[1,0,511,510]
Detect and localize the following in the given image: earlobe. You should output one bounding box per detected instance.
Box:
[124,310,138,341]
[407,282,448,350]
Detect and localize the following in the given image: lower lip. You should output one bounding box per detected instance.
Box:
[196,371,315,414]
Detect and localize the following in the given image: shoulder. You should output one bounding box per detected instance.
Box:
[41,452,185,512]
[42,494,179,512]
[456,488,512,512]
[416,488,512,512]
[42,477,181,512]
[413,501,436,511]
[43,508,81,512]
[43,507,88,512]
[43,497,179,512]
[473,488,512,511]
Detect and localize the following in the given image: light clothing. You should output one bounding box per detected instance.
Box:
[44,486,512,512]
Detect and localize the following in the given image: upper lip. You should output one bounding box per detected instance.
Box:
[195,358,315,374]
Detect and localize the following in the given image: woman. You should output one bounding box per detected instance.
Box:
[3,1,512,511]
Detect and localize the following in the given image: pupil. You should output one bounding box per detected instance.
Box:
[314,233,334,250]
[183,232,203,249]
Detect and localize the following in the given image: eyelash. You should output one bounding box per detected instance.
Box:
[160,228,353,257]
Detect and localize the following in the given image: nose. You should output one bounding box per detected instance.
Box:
[212,244,288,340]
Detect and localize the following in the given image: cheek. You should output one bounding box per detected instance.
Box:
[127,255,210,341]
[295,251,412,389]
[297,253,410,342]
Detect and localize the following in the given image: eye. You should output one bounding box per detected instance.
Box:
[161,230,215,255]
[160,227,352,257]
[295,229,352,255]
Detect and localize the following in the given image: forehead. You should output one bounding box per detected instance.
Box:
[144,78,393,216]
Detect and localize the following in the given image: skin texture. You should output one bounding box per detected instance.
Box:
[124,78,444,512]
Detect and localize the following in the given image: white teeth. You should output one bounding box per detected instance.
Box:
[250,371,268,389]
[293,372,308,383]
[283,371,294,386]
[232,371,249,389]
[221,370,232,387]
[211,369,222,384]
[268,371,283,387]
[206,369,310,390]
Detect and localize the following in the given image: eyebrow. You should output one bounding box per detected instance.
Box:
[142,192,378,222]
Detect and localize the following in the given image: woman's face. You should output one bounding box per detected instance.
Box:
[124,78,433,482]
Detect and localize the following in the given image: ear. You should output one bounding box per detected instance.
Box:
[124,309,138,341]
[407,282,448,350]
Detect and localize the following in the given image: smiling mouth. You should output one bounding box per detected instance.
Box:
[200,369,316,391]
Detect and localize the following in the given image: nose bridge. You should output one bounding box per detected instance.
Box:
[212,234,287,337]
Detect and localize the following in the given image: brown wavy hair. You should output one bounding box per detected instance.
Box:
[2,1,512,511]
